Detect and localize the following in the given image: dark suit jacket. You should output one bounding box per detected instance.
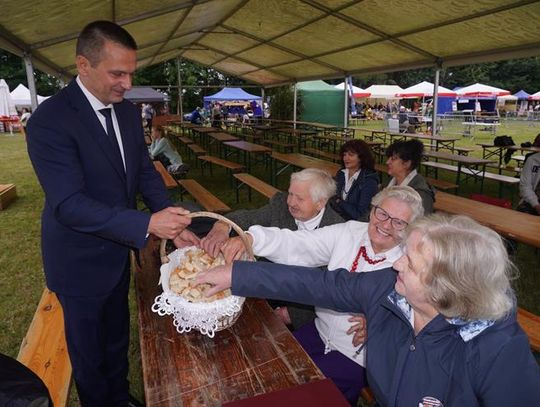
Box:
[27,80,171,296]
[227,191,344,231]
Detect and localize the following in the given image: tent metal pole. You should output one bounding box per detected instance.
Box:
[261,87,265,119]
[293,83,297,129]
[432,66,440,141]
[24,53,38,111]
[176,57,183,119]
[344,76,348,128]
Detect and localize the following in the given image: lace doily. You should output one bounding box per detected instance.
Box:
[151,246,245,338]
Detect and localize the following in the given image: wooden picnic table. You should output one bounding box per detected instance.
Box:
[191,127,221,146]
[175,121,198,136]
[478,143,540,172]
[134,237,324,406]
[153,161,177,189]
[274,127,317,151]
[461,121,500,137]
[423,150,493,192]
[434,191,540,248]
[223,140,271,171]
[387,132,459,152]
[362,130,388,144]
[207,132,240,155]
[271,152,340,184]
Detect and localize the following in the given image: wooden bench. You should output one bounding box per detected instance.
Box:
[17,288,72,407]
[177,136,194,145]
[303,147,340,162]
[198,155,245,183]
[453,146,475,155]
[374,163,458,191]
[517,307,540,352]
[0,183,17,210]
[187,143,207,157]
[153,161,178,189]
[177,179,231,213]
[421,161,519,197]
[264,139,295,153]
[233,173,280,202]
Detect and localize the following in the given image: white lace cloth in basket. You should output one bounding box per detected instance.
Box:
[151,246,245,338]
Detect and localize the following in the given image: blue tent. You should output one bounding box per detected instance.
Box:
[514,90,530,99]
[203,87,262,116]
[204,87,261,102]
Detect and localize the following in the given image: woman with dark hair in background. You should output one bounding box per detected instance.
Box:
[332,139,379,220]
[385,139,435,214]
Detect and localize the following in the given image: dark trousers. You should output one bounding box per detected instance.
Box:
[294,322,366,406]
[57,266,130,406]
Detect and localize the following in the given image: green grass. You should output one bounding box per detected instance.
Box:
[1,120,538,404]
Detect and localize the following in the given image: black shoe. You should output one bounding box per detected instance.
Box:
[127,394,145,407]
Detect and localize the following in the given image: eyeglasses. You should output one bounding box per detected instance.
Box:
[372,206,409,230]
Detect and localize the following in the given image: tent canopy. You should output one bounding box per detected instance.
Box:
[514,90,530,99]
[529,91,540,100]
[497,94,518,101]
[0,79,17,116]
[203,87,261,101]
[364,84,404,99]
[397,81,456,98]
[455,83,511,98]
[297,81,344,126]
[124,86,169,102]
[296,80,340,92]
[0,1,539,87]
[334,82,370,98]
[10,83,48,106]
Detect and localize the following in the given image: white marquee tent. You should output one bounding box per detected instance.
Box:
[334,82,371,98]
[0,79,17,116]
[396,81,457,98]
[364,84,404,100]
[529,91,540,100]
[10,84,49,107]
[455,83,511,98]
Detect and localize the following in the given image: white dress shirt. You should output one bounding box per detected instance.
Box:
[76,76,126,170]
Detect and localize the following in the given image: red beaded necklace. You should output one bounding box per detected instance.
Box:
[350,245,386,272]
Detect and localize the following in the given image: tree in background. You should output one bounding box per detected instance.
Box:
[1,48,539,112]
[353,57,540,92]
[0,50,63,97]
[266,85,300,120]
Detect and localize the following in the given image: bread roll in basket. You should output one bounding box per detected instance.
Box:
[151,212,254,338]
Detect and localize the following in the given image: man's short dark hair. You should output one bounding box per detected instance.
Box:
[76,20,137,66]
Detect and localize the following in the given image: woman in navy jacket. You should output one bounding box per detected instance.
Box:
[333,139,379,220]
[197,215,540,407]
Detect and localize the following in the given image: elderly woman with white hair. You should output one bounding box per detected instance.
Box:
[217,186,425,404]
[198,214,540,406]
[201,167,344,329]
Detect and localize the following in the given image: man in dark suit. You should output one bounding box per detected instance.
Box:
[26,21,192,406]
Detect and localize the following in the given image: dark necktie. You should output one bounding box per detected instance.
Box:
[98,108,124,169]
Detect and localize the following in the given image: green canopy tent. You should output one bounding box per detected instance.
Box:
[297,81,344,127]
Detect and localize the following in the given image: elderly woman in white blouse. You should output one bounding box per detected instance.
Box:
[220,186,424,404]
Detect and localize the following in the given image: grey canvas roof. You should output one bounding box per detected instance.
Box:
[1,0,539,86]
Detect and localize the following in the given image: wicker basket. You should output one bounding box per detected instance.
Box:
[151,212,254,338]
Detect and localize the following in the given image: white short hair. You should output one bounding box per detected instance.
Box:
[290,168,336,203]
